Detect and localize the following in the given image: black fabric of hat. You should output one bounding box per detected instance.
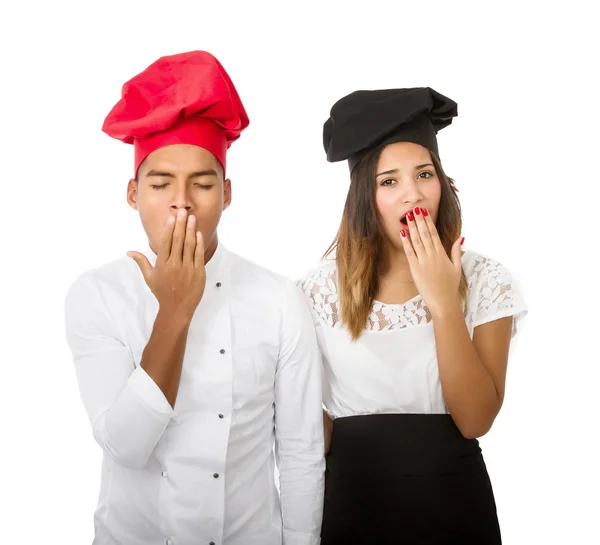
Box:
[323,87,458,171]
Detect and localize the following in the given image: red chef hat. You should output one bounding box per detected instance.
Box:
[102,50,249,176]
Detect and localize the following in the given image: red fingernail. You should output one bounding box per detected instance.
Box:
[401,230,406,238]
[408,212,414,221]
[414,207,421,215]
[460,237,465,245]
[422,208,428,217]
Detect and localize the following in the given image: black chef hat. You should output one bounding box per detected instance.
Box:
[323,87,458,172]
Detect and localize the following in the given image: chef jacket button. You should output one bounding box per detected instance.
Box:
[213,473,219,479]
[210,542,216,545]
[166,540,173,545]
[218,413,224,419]
[220,349,226,354]
[216,282,222,288]
[161,470,168,478]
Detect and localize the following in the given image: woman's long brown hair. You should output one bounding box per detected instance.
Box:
[324,144,468,340]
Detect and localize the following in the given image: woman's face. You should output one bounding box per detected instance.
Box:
[374,141,442,252]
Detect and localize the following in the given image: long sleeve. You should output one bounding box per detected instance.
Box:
[64,273,173,470]
[274,281,326,545]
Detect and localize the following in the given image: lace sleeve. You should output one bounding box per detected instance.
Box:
[296,263,340,328]
[466,254,528,337]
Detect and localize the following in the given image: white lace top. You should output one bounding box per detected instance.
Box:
[297,249,528,419]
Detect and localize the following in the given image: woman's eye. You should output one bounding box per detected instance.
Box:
[380,179,395,186]
[418,171,434,179]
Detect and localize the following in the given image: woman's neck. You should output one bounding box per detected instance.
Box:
[375,242,419,305]
[378,243,413,284]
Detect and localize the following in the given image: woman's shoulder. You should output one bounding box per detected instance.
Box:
[460,248,516,287]
[296,256,338,292]
[460,248,527,335]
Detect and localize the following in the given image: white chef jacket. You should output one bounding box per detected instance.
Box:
[297,249,528,419]
[64,242,325,545]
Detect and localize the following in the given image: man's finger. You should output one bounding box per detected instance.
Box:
[157,215,176,265]
[127,251,153,284]
[183,215,196,265]
[170,209,187,261]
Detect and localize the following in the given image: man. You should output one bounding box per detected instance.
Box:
[64,50,325,545]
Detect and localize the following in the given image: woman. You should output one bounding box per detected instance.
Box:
[298,87,527,544]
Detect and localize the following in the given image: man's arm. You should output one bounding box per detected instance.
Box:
[140,308,192,408]
[65,276,180,470]
[128,210,207,408]
[65,210,206,469]
[274,281,325,545]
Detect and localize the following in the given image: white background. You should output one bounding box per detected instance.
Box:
[1,1,598,543]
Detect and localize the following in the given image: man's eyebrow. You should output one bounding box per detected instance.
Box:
[188,169,218,178]
[145,169,218,178]
[145,170,174,178]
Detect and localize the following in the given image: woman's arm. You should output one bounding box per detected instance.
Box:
[432,297,513,438]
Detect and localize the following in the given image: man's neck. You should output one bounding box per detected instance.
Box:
[204,233,219,265]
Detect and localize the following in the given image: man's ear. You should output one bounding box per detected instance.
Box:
[223,178,232,210]
[126,178,138,210]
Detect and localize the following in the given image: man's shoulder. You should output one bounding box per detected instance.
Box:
[224,250,314,319]
[227,250,291,290]
[65,255,141,304]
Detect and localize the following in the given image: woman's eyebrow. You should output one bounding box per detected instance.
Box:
[376,163,434,177]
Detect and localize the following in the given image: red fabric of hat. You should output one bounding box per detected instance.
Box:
[102,50,249,176]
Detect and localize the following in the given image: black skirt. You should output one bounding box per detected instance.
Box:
[321,414,502,545]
